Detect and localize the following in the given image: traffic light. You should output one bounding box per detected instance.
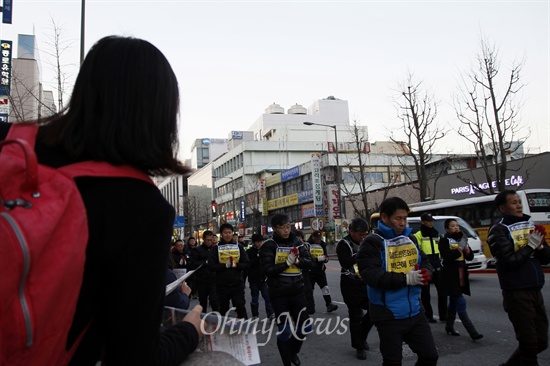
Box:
[211,200,217,217]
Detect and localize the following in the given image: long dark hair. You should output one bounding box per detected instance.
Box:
[38,36,189,176]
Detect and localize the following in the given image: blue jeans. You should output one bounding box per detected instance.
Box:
[249,281,274,317]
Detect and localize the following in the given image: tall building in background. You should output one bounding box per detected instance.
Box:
[190,137,228,169]
[8,34,57,122]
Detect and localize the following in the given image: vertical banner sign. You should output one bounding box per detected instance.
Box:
[323,186,332,229]
[311,153,324,217]
[0,40,13,95]
[260,178,268,217]
[330,185,341,219]
[324,184,339,228]
[240,200,245,222]
[2,0,13,24]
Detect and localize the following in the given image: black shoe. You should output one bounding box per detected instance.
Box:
[427,317,437,323]
[445,326,460,336]
[327,303,338,312]
[291,354,301,366]
[356,349,367,360]
[470,333,483,341]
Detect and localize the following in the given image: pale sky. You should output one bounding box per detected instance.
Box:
[1,0,548,160]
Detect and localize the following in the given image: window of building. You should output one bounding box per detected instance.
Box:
[284,178,301,195]
[268,183,283,200]
[302,174,312,190]
[197,147,209,160]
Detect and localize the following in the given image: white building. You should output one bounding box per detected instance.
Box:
[8,34,56,122]
[190,137,229,169]
[187,96,417,238]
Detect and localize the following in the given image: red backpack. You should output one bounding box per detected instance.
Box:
[0,123,153,365]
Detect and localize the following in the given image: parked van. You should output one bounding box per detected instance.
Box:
[407,216,487,271]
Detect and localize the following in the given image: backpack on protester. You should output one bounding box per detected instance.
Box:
[0,123,153,365]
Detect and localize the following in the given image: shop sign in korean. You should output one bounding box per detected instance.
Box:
[311,153,323,217]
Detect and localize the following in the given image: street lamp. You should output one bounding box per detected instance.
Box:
[303,122,344,219]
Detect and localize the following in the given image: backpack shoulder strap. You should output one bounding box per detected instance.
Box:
[5,122,38,141]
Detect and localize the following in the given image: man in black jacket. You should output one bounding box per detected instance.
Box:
[208,223,250,319]
[488,190,550,366]
[413,213,446,322]
[336,218,373,360]
[260,214,312,366]
[307,230,338,313]
[188,230,220,312]
[246,233,275,320]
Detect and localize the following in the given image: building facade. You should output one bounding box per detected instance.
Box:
[8,34,57,122]
[190,137,228,169]
[186,96,418,241]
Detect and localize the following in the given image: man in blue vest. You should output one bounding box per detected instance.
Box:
[357,197,438,366]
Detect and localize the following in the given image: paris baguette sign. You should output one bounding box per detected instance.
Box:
[451,175,525,195]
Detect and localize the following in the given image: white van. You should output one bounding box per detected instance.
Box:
[407,216,487,271]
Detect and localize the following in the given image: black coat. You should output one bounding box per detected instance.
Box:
[188,244,216,284]
[208,240,250,288]
[438,232,474,297]
[259,232,312,299]
[488,213,550,291]
[246,245,266,283]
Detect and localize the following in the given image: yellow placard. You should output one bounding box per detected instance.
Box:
[275,247,300,274]
[384,236,418,274]
[448,239,465,261]
[509,221,534,252]
[218,244,240,264]
[309,244,324,259]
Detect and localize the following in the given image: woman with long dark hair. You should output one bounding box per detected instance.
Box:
[1,36,203,365]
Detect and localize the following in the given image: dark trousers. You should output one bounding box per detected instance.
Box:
[249,281,274,317]
[302,270,315,314]
[197,281,219,312]
[501,288,548,365]
[376,313,439,365]
[421,270,447,320]
[271,292,310,366]
[310,269,333,307]
[340,276,373,350]
[218,283,248,319]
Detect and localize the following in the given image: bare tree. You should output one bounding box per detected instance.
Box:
[8,67,43,121]
[42,17,78,111]
[244,176,262,234]
[8,18,76,121]
[391,74,445,201]
[454,37,527,193]
[339,120,415,218]
[339,119,372,219]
